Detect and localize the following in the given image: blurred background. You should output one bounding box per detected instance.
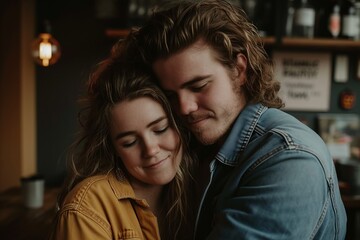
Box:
[0,0,360,238]
[1,0,359,190]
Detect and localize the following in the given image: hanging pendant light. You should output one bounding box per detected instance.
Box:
[32,20,61,67]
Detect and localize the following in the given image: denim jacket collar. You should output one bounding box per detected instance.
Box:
[216,103,267,166]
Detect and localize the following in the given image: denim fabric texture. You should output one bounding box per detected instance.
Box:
[194,103,347,240]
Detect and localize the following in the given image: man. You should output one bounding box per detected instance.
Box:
[135,0,347,239]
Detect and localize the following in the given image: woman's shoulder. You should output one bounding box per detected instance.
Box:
[62,171,134,208]
[62,173,111,205]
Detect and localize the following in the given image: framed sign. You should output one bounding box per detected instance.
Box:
[273,51,331,111]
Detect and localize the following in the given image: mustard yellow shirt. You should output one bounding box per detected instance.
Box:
[50,171,160,240]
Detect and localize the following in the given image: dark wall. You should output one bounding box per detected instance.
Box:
[36,0,117,186]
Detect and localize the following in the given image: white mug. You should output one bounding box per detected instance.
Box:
[21,175,45,208]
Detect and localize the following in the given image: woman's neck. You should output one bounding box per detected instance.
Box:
[130,178,168,238]
[130,179,165,217]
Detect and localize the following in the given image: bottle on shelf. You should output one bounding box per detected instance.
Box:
[240,0,274,36]
[354,1,360,40]
[292,0,316,38]
[328,1,341,38]
[285,0,296,36]
[340,0,359,39]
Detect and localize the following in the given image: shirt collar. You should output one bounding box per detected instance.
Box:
[108,169,150,208]
[216,103,267,166]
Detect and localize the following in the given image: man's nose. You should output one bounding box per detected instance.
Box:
[177,93,198,116]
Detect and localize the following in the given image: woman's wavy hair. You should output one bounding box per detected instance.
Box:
[136,0,284,108]
[58,37,195,239]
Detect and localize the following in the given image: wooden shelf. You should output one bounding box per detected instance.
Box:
[105,29,360,51]
[106,29,277,45]
[279,37,360,50]
[262,37,276,45]
[106,28,131,38]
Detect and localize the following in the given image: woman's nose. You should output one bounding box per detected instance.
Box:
[142,137,160,158]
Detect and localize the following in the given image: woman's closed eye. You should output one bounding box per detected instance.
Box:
[121,138,137,148]
[119,125,169,148]
[154,125,169,135]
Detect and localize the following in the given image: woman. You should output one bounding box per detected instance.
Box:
[49,38,195,240]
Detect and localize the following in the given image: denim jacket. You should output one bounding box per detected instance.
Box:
[194,103,347,240]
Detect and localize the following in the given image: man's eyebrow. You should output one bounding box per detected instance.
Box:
[114,116,167,140]
[162,75,211,94]
[180,75,211,89]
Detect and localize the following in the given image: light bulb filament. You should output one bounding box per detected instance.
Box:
[39,42,52,67]
[39,42,52,59]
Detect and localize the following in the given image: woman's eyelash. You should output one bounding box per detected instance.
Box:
[120,124,169,148]
[155,125,169,134]
[122,140,136,148]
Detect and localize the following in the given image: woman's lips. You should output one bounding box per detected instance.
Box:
[145,157,168,169]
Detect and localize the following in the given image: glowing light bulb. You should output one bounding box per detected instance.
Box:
[32,33,61,67]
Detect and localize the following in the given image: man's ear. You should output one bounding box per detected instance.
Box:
[236,53,247,85]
